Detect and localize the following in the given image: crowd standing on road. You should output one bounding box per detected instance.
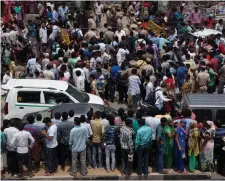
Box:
[1,0,225,179]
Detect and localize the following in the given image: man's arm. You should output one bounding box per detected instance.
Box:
[69,129,73,146]
[28,132,35,148]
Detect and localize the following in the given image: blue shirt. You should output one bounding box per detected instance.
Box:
[0,131,6,153]
[110,65,121,79]
[28,24,37,38]
[135,125,152,149]
[215,128,225,149]
[177,66,187,86]
[69,125,88,152]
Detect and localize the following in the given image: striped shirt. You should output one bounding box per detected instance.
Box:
[120,126,134,150]
[128,75,141,95]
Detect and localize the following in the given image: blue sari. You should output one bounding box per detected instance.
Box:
[174,126,187,172]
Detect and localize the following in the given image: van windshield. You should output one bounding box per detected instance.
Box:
[66,84,89,103]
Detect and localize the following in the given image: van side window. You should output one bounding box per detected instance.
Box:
[44,92,72,104]
[192,109,212,121]
[17,91,41,103]
[216,110,225,124]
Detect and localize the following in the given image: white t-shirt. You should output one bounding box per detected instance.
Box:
[144,116,160,140]
[115,30,126,42]
[95,3,103,15]
[2,73,12,84]
[46,124,58,148]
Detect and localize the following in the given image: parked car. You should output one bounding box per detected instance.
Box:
[181,94,225,125]
[2,79,104,120]
[22,103,118,123]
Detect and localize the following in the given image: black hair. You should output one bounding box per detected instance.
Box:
[68,110,74,117]
[62,112,68,120]
[160,117,167,124]
[107,114,115,125]
[74,117,81,125]
[125,118,132,126]
[76,70,81,77]
[36,114,42,121]
[118,108,125,117]
[95,111,101,119]
[80,115,86,123]
[9,119,16,127]
[27,115,35,124]
[43,117,52,124]
[101,111,106,119]
[138,118,145,126]
[136,111,143,119]
[127,110,134,118]
[18,123,24,131]
[54,112,61,119]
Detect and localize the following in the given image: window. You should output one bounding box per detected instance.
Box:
[192,109,212,122]
[44,92,72,104]
[17,91,41,103]
[216,110,225,124]
[66,84,89,103]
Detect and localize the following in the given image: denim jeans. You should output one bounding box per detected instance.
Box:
[105,145,116,170]
[121,149,133,175]
[45,147,58,173]
[92,143,102,168]
[17,152,32,174]
[71,150,87,176]
[58,144,70,169]
[156,144,165,172]
[136,145,149,175]
[86,139,92,167]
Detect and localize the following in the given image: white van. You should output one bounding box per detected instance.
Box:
[2,79,104,120]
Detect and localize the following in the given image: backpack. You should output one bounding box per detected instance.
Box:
[71,29,80,39]
[147,88,161,105]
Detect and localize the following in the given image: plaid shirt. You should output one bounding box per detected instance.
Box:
[57,120,74,145]
[120,125,134,150]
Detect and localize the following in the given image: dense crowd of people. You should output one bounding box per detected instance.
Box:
[1,0,225,179]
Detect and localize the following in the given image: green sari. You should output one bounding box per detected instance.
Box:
[164,125,175,168]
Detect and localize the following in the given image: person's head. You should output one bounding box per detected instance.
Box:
[125,118,133,127]
[214,119,222,128]
[101,111,106,119]
[68,110,74,118]
[43,117,52,126]
[18,123,24,131]
[185,73,191,81]
[80,115,86,123]
[131,68,137,75]
[219,19,223,25]
[160,117,167,127]
[36,114,42,122]
[118,108,125,117]
[127,110,134,118]
[136,110,143,120]
[90,74,96,81]
[74,117,81,126]
[190,121,197,129]
[54,112,61,120]
[117,25,122,32]
[94,111,101,119]
[138,118,145,127]
[62,112,68,121]
[9,119,16,127]
[107,114,115,126]
[46,64,52,70]
[5,68,10,76]
[27,115,35,124]
[75,70,81,77]
[168,119,174,127]
[194,7,198,12]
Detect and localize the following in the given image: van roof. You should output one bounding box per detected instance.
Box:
[5,79,69,91]
[184,94,225,108]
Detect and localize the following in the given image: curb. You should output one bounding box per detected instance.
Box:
[3,173,211,180]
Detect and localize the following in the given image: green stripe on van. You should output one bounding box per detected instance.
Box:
[15,104,53,108]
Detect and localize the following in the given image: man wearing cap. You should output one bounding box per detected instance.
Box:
[196,66,210,93]
[88,14,96,30]
[104,26,114,42]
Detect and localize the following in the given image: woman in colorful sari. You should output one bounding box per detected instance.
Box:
[188,122,200,173]
[174,120,187,174]
[200,121,215,172]
[164,119,175,168]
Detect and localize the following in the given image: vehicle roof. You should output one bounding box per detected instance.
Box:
[184,94,225,108]
[4,79,68,91]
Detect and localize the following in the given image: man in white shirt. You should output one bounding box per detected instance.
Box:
[74,70,85,91]
[145,76,154,101]
[51,112,62,126]
[4,119,19,176]
[115,25,126,42]
[117,44,129,66]
[144,116,160,140]
[2,69,12,84]
[155,83,171,111]
[26,53,37,77]
[42,117,58,175]
[49,24,60,42]
[94,1,103,27]
[42,53,50,70]
[10,123,35,178]
[9,26,17,45]
[39,23,48,48]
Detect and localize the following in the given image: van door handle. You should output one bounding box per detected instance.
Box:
[19,107,24,109]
